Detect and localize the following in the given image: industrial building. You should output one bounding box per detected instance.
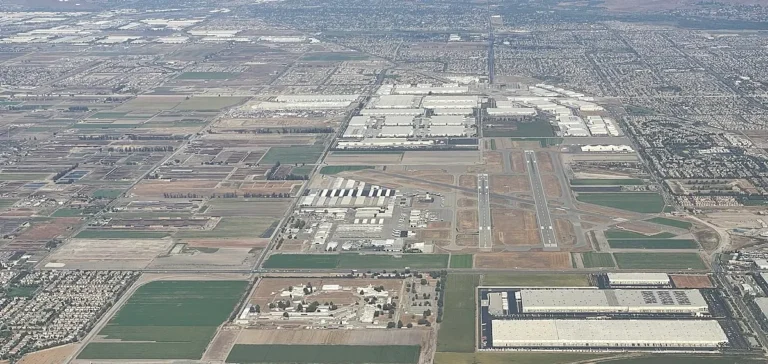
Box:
[359,108,423,116]
[421,95,479,109]
[581,145,635,153]
[607,273,671,287]
[379,126,413,137]
[519,289,709,315]
[486,107,537,116]
[365,95,422,109]
[427,125,469,137]
[491,319,728,349]
[392,84,469,95]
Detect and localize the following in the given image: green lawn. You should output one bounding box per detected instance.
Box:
[437,274,480,353]
[177,72,237,80]
[226,345,419,364]
[79,281,246,360]
[608,239,699,249]
[89,112,128,119]
[581,252,615,268]
[570,178,644,186]
[434,352,613,364]
[262,254,450,269]
[449,254,473,268]
[92,189,123,199]
[604,229,676,239]
[481,273,590,287]
[261,145,325,165]
[646,217,693,229]
[290,165,315,177]
[319,165,374,175]
[576,192,665,213]
[489,139,497,150]
[614,253,707,270]
[74,230,170,239]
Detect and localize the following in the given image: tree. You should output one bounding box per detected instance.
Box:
[297,303,304,312]
[406,323,413,328]
[397,320,404,328]
[283,312,289,318]
[423,309,431,317]
[420,278,428,285]
[387,321,396,329]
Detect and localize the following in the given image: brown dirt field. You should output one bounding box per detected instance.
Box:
[18,344,76,364]
[615,222,662,235]
[278,239,305,251]
[132,179,299,198]
[203,327,241,361]
[542,174,562,198]
[458,174,477,189]
[418,229,451,240]
[581,222,595,230]
[536,151,554,172]
[15,218,80,241]
[457,198,477,208]
[250,278,403,307]
[457,209,478,232]
[509,151,526,173]
[670,274,713,288]
[577,203,637,219]
[490,175,530,194]
[427,221,451,229]
[580,215,616,225]
[474,252,572,269]
[236,329,427,346]
[492,209,541,246]
[482,151,503,173]
[693,228,720,251]
[456,234,478,247]
[555,219,576,246]
[414,173,454,185]
[184,238,270,248]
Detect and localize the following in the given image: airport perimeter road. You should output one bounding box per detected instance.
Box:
[477,174,492,250]
[524,150,558,249]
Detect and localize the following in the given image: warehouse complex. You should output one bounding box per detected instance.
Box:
[491,320,728,349]
[520,289,709,315]
[607,273,671,287]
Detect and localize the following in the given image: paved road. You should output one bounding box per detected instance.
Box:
[524,150,557,249]
[477,174,492,250]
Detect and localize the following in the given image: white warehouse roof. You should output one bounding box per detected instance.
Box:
[607,273,671,285]
[360,108,423,116]
[492,320,727,348]
[520,289,708,314]
[366,95,422,109]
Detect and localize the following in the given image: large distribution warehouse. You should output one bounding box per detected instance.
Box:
[607,273,671,287]
[519,289,709,315]
[491,320,728,349]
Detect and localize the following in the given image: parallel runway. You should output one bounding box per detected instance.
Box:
[477,174,492,250]
[524,151,558,249]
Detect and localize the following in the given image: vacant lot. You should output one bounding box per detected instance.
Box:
[570,179,643,185]
[604,229,676,239]
[177,217,277,239]
[175,97,246,111]
[481,273,589,287]
[581,252,616,268]
[319,165,373,174]
[78,280,247,360]
[458,174,478,189]
[491,209,540,246]
[261,145,325,165]
[74,230,170,239]
[18,344,77,364]
[670,274,713,288]
[262,254,449,269]
[614,253,707,270]
[450,254,473,268]
[490,175,529,194]
[474,252,572,269]
[457,209,478,232]
[236,329,425,346]
[437,274,479,353]
[647,217,693,229]
[576,192,665,213]
[608,239,699,249]
[226,344,419,364]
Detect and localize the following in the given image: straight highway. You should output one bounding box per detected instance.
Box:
[477,174,492,250]
[524,150,558,249]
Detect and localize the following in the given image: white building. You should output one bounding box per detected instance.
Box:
[519,289,708,315]
[379,126,413,137]
[607,273,670,287]
[580,145,635,153]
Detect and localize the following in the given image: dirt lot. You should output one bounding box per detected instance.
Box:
[492,209,541,246]
[542,174,562,198]
[203,327,241,361]
[184,238,270,248]
[670,274,713,288]
[457,209,478,232]
[458,174,477,189]
[325,152,403,165]
[554,219,576,246]
[418,229,451,240]
[236,328,427,345]
[131,180,298,198]
[415,173,454,185]
[277,239,305,251]
[250,278,404,308]
[456,234,478,247]
[457,197,477,208]
[428,221,451,229]
[15,218,80,241]
[490,175,530,194]
[536,151,555,172]
[474,252,572,269]
[483,151,503,172]
[509,151,526,173]
[18,344,76,364]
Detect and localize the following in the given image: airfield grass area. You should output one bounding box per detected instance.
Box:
[434,352,612,364]
[261,145,325,165]
[78,280,246,360]
[614,252,707,270]
[449,254,473,268]
[604,229,676,239]
[74,230,170,239]
[262,254,449,269]
[437,274,480,353]
[646,217,693,229]
[177,71,237,80]
[576,192,665,213]
[484,120,555,138]
[608,239,699,249]
[226,344,419,364]
[481,273,590,287]
[319,165,374,175]
[570,178,644,186]
[580,252,616,268]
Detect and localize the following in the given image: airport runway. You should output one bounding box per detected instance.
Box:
[524,150,558,249]
[477,174,493,250]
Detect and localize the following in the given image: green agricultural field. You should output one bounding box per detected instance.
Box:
[437,274,480,353]
[174,97,246,111]
[290,165,315,177]
[261,145,325,165]
[570,178,644,186]
[74,230,170,239]
[449,254,473,268]
[434,352,613,364]
[604,229,676,239]
[481,273,590,287]
[92,189,123,199]
[262,254,450,269]
[0,199,17,210]
[614,253,707,270]
[319,165,374,175]
[89,112,128,119]
[576,192,665,213]
[0,173,49,181]
[489,139,497,150]
[78,280,246,360]
[226,345,419,364]
[608,239,699,249]
[177,72,237,80]
[581,252,615,268]
[646,217,693,229]
[51,208,86,217]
